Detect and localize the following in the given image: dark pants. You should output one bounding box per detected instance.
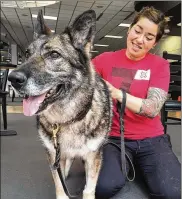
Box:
[96,134,181,199]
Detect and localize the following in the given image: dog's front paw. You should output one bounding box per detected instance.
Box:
[83,191,95,199]
[57,195,69,199]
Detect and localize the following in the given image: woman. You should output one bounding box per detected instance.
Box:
[92,6,181,199]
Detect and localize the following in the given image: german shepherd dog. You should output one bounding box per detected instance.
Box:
[8,10,112,199]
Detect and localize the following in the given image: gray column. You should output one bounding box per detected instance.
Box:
[11,44,18,65]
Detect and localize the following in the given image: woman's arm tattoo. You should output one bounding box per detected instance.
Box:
[138,87,168,118]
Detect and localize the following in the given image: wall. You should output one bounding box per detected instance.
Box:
[152,35,181,57]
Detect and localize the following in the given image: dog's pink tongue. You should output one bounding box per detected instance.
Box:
[23,93,46,116]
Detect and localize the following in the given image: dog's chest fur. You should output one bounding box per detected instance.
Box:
[38,112,106,159]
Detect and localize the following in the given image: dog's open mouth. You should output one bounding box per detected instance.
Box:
[23,90,51,116]
[23,85,61,116]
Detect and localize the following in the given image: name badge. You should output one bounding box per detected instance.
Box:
[134,69,150,80]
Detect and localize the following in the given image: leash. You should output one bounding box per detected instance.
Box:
[118,90,127,179]
[117,89,135,181]
[51,124,79,198]
[104,90,135,181]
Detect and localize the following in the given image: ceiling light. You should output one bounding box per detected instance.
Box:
[22,14,28,17]
[32,14,57,20]
[177,23,181,26]
[97,5,104,8]
[105,35,123,39]
[118,23,130,27]
[94,44,109,47]
[1,1,59,8]
[91,50,99,53]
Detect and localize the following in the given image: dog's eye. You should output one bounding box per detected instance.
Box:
[50,51,60,59]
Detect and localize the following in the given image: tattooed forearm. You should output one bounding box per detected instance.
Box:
[138,87,168,118]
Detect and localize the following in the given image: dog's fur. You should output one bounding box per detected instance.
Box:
[8,10,112,199]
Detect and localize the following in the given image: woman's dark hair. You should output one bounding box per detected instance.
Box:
[130,6,168,42]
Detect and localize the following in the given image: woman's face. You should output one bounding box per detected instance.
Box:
[126,17,158,60]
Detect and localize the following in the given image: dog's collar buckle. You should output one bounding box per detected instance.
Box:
[52,123,59,148]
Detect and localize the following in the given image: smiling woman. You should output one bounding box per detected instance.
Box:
[92,6,181,199]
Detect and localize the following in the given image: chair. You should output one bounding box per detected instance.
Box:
[161,51,181,133]
[0,69,9,129]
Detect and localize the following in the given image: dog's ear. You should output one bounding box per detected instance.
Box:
[34,10,52,40]
[68,10,96,50]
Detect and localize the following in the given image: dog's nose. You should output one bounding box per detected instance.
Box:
[8,71,27,89]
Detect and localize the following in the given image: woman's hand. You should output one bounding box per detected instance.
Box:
[105,81,123,102]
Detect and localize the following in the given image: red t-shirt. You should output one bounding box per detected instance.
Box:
[92,49,170,140]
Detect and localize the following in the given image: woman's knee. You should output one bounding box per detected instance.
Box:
[95,177,125,199]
